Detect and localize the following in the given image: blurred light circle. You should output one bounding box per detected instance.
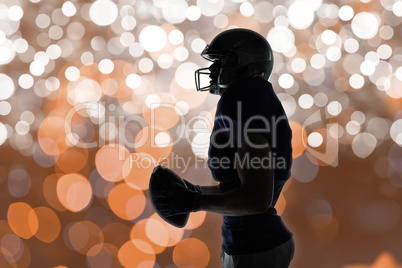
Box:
[89,0,118,26]
[352,132,377,158]
[326,46,341,61]
[310,53,326,69]
[175,62,199,89]
[351,12,379,39]
[0,101,11,116]
[95,144,130,182]
[393,1,402,16]
[62,1,76,17]
[214,13,228,28]
[327,101,342,116]
[120,32,135,47]
[277,93,296,117]
[138,58,154,73]
[8,5,23,21]
[321,30,337,45]
[118,239,155,267]
[158,54,173,69]
[57,173,93,212]
[91,36,106,51]
[379,25,394,40]
[390,119,402,145]
[121,15,136,31]
[15,121,30,135]
[145,94,161,109]
[346,120,360,135]
[290,57,306,73]
[0,74,15,100]
[173,46,189,61]
[139,25,167,52]
[186,5,201,21]
[292,153,319,182]
[36,13,51,28]
[32,207,61,243]
[108,183,146,221]
[314,92,328,107]
[162,0,188,24]
[173,238,210,267]
[49,25,64,40]
[191,133,211,158]
[267,26,295,53]
[175,101,189,115]
[98,59,114,74]
[287,1,314,29]
[298,94,314,109]
[67,22,85,40]
[7,202,38,239]
[289,121,308,158]
[169,29,184,45]
[365,51,380,65]
[349,74,365,89]
[126,73,142,88]
[308,132,323,148]
[338,5,354,21]
[197,0,224,17]
[240,2,254,17]
[18,74,34,89]
[278,73,294,89]
[65,66,80,81]
[360,61,375,76]
[377,44,392,60]
[191,38,206,53]
[155,132,170,148]
[13,38,28,53]
[344,38,359,53]
[0,40,16,65]
[46,44,62,59]
[8,169,31,198]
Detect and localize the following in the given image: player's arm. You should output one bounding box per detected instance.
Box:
[198,133,274,216]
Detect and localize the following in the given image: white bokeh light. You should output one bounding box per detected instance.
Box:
[339,5,354,21]
[175,62,199,89]
[308,132,323,147]
[126,74,142,89]
[298,94,314,109]
[98,59,114,74]
[162,0,188,24]
[349,74,365,89]
[155,132,171,148]
[327,101,342,116]
[288,1,315,29]
[351,12,379,39]
[197,0,224,17]
[278,73,294,89]
[8,5,23,21]
[267,26,295,53]
[65,66,80,81]
[139,25,167,52]
[145,94,161,109]
[0,74,15,100]
[18,74,34,89]
[89,0,118,26]
[62,1,77,17]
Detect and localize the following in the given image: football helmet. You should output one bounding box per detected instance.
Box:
[195,28,274,95]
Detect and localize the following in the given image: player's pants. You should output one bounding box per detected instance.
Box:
[221,237,295,268]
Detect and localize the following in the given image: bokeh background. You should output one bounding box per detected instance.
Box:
[0,0,402,267]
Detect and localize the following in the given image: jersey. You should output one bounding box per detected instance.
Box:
[208,76,293,255]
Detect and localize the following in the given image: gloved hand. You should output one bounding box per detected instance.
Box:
[155,188,201,217]
[182,179,202,194]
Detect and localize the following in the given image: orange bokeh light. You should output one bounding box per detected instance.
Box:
[173,238,210,268]
[184,211,207,230]
[95,143,130,182]
[289,120,308,159]
[107,182,146,221]
[122,152,156,190]
[38,116,69,156]
[43,174,66,212]
[31,207,61,243]
[7,202,38,239]
[118,239,156,268]
[87,243,120,268]
[57,173,93,212]
[142,92,181,130]
[55,147,89,173]
[130,219,166,254]
[67,221,104,255]
[146,213,184,248]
